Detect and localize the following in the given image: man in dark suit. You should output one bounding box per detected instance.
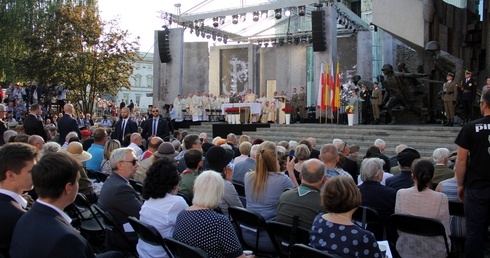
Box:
[98,147,142,251]
[10,151,96,257]
[57,103,81,145]
[141,107,169,142]
[459,70,477,123]
[0,143,39,258]
[112,107,137,145]
[22,103,47,141]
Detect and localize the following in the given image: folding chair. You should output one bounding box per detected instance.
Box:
[352,205,386,240]
[163,237,208,258]
[266,220,310,258]
[290,244,341,258]
[388,214,450,257]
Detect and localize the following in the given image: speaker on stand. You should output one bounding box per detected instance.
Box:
[157,29,172,63]
[311,10,326,52]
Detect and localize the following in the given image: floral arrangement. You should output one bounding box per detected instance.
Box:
[282,107,294,113]
[345,105,355,114]
[225,107,240,114]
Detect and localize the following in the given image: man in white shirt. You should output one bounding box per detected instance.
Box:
[128,133,143,157]
[0,143,40,257]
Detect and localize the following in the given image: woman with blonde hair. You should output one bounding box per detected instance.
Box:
[244,141,295,252]
[100,139,121,175]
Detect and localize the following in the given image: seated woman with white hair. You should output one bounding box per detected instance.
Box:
[173,171,250,258]
[357,158,397,238]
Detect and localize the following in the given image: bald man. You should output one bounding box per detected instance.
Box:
[57,104,81,145]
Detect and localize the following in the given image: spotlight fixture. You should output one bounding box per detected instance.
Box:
[294,37,300,45]
[252,11,259,22]
[298,5,306,16]
[287,36,293,45]
[194,20,200,29]
[272,38,277,46]
[284,8,291,17]
[278,37,285,46]
[219,16,226,25]
[260,10,268,19]
[212,17,219,28]
[308,36,313,44]
[239,13,246,22]
[264,41,269,47]
[212,34,217,41]
[232,14,239,24]
[195,28,200,36]
[301,35,307,43]
[274,9,282,19]
[201,31,206,38]
[198,19,204,28]
[217,37,222,42]
[223,36,228,44]
[257,39,262,47]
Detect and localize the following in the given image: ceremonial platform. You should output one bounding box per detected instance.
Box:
[186,122,460,158]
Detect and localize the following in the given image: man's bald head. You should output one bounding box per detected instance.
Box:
[301,158,326,184]
[63,104,74,114]
[148,137,163,152]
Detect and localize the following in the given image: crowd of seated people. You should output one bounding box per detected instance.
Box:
[0,101,470,258]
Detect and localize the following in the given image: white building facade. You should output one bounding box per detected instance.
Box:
[116,51,154,110]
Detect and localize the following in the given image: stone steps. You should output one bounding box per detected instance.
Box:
[184,122,461,158]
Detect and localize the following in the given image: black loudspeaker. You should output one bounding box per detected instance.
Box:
[158,30,171,63]
[311,10,326,52]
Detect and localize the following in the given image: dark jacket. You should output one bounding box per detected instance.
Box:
[0,193,26,258]
[57,114,81,145]
[10,202,94,258]
[23,114,47,141]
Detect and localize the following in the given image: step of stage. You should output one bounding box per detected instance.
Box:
[185,122,461,158]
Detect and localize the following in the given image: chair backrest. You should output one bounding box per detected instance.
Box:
[129,179,143,194]
[127,216,163,246]
[163,237,208,258]
[95,172,108,183]
[93,204,117,230]
[352,205,386,240]
[232,182,245,196]
[388,214,450,256]
[74,193,105,229]
[448,201,465,217]
[290,244,341,258]
[266,221,310,258]
[228,206,268,252]
[177,192,193,206]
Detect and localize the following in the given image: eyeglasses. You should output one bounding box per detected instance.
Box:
[121,159,138,166]
[152,110,159,113]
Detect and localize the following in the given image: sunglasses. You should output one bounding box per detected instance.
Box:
[122,159,138,166]
[152,110,159,113]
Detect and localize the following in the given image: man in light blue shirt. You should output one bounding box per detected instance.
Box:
[86,128,108,172]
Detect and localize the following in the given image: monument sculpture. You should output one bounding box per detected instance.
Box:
[381,64,429,124]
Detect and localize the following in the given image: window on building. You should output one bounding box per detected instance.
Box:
[134,74,142,87]
[147,75,153,88]
[135,94,141,105]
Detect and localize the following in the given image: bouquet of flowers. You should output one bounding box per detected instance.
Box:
[282,107,294,113]
[345,105,355,114]
[225,107,240,114]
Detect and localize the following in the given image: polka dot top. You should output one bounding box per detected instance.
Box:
[309,213,383,258]
[173,209,243,258]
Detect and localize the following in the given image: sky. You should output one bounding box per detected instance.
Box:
[97,0,271,54]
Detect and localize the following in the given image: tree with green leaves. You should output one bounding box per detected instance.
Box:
[15,2,139,114]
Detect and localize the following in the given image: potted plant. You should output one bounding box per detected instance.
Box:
[346,105,355,126]
[282,107,294,124]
